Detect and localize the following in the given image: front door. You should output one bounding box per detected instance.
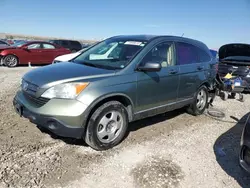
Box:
[136,41,180,114]
[22,43,44,64]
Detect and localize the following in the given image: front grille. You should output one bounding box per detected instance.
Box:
[21,80,39,95]
[23,92,50,107]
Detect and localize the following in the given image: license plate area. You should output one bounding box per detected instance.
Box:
[234,81,241,86]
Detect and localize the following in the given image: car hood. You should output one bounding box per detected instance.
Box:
[55,52,81,62]
[219,43,250,60]
[23,62,116,88]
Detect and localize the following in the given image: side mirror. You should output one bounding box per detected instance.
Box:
[137,62,162,72]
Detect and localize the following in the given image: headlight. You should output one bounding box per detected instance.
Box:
[41,82,89,99]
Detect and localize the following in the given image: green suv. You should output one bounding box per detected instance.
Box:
[13,35,217,150]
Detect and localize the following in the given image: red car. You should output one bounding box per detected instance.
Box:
[0,41,71,67]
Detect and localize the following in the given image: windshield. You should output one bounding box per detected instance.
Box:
[11,41,28,47]
[73,38,147,69]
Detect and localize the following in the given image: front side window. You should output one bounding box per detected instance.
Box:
[27,43,42,49]
[141,42,175,68]
[176,42,198,65]
[73,39,147,69]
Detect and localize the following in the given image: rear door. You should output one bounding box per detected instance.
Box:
[41,43,58,63]
[61,40,71,51]
[175,42,203,101]
[136,41,180,113]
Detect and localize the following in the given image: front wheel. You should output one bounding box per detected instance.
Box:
[85,101,128,151]
[187,86,208,116]
[3,55,18,67]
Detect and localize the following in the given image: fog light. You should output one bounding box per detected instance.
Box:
[47,121,57,130]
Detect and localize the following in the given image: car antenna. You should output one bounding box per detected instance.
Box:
[181,33,184,37]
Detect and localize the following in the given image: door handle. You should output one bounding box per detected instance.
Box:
[169,70,178,74]
[197,66,204,70]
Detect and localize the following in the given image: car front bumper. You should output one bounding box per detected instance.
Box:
[13,90,89,139]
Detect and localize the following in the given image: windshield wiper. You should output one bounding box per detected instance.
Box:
[82,62,98,68]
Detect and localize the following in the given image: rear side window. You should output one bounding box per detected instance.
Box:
[43,43,55,49]
[176,42,211,65]
[60,40,68,46]
[196,48,211,62]
[70,41,81,46]
[176,42,198,65]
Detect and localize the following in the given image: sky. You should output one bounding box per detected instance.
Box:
[1,0,250,49]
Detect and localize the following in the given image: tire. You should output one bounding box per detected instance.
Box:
[239,94,245,102]
[3,55,18,67]
[187,86,208,116]
[221,92,228,101]
[231,93,236,98]
[85,101,128,151]
[71,49,77,53]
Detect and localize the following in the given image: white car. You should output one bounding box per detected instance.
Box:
[52,48,87,64]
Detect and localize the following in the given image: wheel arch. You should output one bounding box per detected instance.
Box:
[82,93,134,133]
[2,54,20,65]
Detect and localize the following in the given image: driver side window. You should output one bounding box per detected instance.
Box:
[141,42,175,68]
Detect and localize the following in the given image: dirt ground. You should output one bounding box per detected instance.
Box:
[1,66,250,188]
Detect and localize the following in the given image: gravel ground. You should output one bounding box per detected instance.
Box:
[1,66,250,188]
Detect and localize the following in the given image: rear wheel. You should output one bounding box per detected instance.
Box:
[187,86,208,116]
[221,92,228,101]
[230,93,236,98]
[3,55,18,67]
[239,94,244,102]
[85,101,128,151]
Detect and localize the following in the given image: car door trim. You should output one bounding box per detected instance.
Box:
[133,97,193,121]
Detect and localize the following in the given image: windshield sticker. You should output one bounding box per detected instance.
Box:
[124,41,142,46]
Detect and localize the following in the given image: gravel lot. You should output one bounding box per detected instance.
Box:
[1,66,250,188]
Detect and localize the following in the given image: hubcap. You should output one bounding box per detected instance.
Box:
[196,89,207,110]
[5,56,17,66]
[97,111,124,143]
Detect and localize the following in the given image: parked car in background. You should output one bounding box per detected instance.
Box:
[217,43,250,91]
[52,43,95,63]
[0,40,9,47]
[49,39,82,52]
[209,49,218,59]
[6,39,14,45]
[53,47,90,64]
[13,35,217,150]
[0,40,71,67]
